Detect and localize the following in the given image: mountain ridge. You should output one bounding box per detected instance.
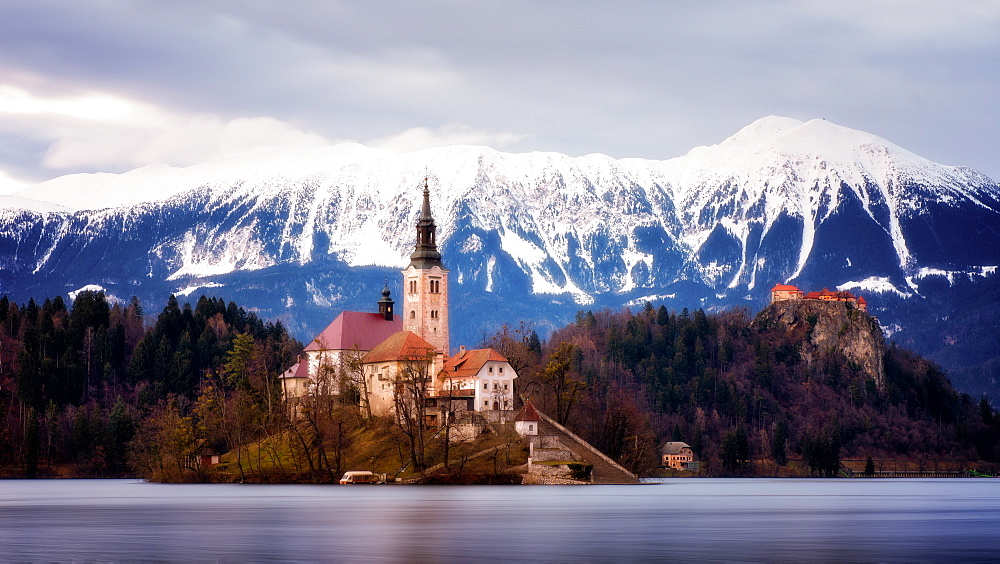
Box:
[1,115,998,398]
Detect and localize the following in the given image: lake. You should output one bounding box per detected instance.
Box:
[2,478,999,561]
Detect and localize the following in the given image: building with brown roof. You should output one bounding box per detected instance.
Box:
[660,441,697,470]
[514,399,542,437]
[361,330,441,416]
[438,346,518,413]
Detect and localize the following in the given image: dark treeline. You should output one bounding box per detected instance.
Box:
[0,291,299,478]
[492,304,1000,476]
[3,292,998,480]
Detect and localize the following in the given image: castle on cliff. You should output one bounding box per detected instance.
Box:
[770,284,867,312]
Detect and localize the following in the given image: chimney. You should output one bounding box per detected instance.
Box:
[459,345,466,357]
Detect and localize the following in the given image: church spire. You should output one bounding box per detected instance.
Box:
[409,176,443,269]
[402,174,450,354]
[421,176,433,220]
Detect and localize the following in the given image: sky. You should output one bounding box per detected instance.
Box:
[1,0,999,195]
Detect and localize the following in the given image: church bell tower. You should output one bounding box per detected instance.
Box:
[402,177,450,354]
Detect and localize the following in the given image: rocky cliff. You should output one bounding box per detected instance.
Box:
[755,300,886,389]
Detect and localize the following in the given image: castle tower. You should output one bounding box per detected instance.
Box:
[402,177,450,354]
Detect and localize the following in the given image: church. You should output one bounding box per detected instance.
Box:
[279,179,518,423]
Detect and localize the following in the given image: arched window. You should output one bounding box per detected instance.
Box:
[410,310,415,319]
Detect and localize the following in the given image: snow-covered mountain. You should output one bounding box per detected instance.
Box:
[2,116,999,394]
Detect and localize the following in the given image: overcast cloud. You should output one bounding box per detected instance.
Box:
[1,0,998,193]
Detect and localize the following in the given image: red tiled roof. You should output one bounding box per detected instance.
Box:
[439,348,509,379]
[515,399,541,422]
[279,360,310,380]
[857,296,867,304]
[770,284,801,292]
[362,331,437,364]
[304,311,402,352]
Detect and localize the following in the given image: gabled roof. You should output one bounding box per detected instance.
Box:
[660,441,692,455]
[805,288,857,300]
[304,311,402,352]
[362,331,437,364]
[440,348,509,379]
[279,360,310,380]
[515,399,541,422]
[770,284,801,292]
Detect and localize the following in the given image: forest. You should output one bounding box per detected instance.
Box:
[489,303,1000,476]
[0,291,299,478]
[0,292,997,480]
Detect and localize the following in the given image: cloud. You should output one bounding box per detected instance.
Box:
[0,168,28,195]
[0,1,999,180]
[0,84,331,172]
[366,124,529,154]
[43,114,329,171]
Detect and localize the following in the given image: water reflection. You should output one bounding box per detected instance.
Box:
[1,479,999,561]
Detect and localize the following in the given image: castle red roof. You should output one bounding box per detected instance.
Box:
[770,284,801,292]
[440,348,509,379]
[362,331,437,364]
[304,311,402,353]
[515,399,541,422]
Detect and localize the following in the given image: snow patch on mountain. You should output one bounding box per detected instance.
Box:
[907,266,999,287]
[838,277,911,298]
[619,248,653,293]
[68,284,122,304]
[166,227,274,280]
[176,282,224,297]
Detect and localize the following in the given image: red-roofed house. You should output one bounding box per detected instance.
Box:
[770,284,804,302]
[514,399,541,437]
[438,346,518,413]
[362,331,441,416]
[278,358,311,400]
[283,283,401,400]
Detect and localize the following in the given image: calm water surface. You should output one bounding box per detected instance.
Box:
[2,478,999,561]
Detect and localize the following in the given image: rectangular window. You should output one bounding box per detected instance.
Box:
[488,366,493,373]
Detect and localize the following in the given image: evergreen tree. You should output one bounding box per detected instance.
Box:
[721,426,750,474]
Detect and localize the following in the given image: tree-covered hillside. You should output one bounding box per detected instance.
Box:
[1,291,997,480]
[0,291,299,477]
[507,303,1000,476]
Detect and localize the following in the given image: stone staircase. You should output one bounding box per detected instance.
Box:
[535,415,638,484]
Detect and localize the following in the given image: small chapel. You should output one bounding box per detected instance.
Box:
[279,179,518,423]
